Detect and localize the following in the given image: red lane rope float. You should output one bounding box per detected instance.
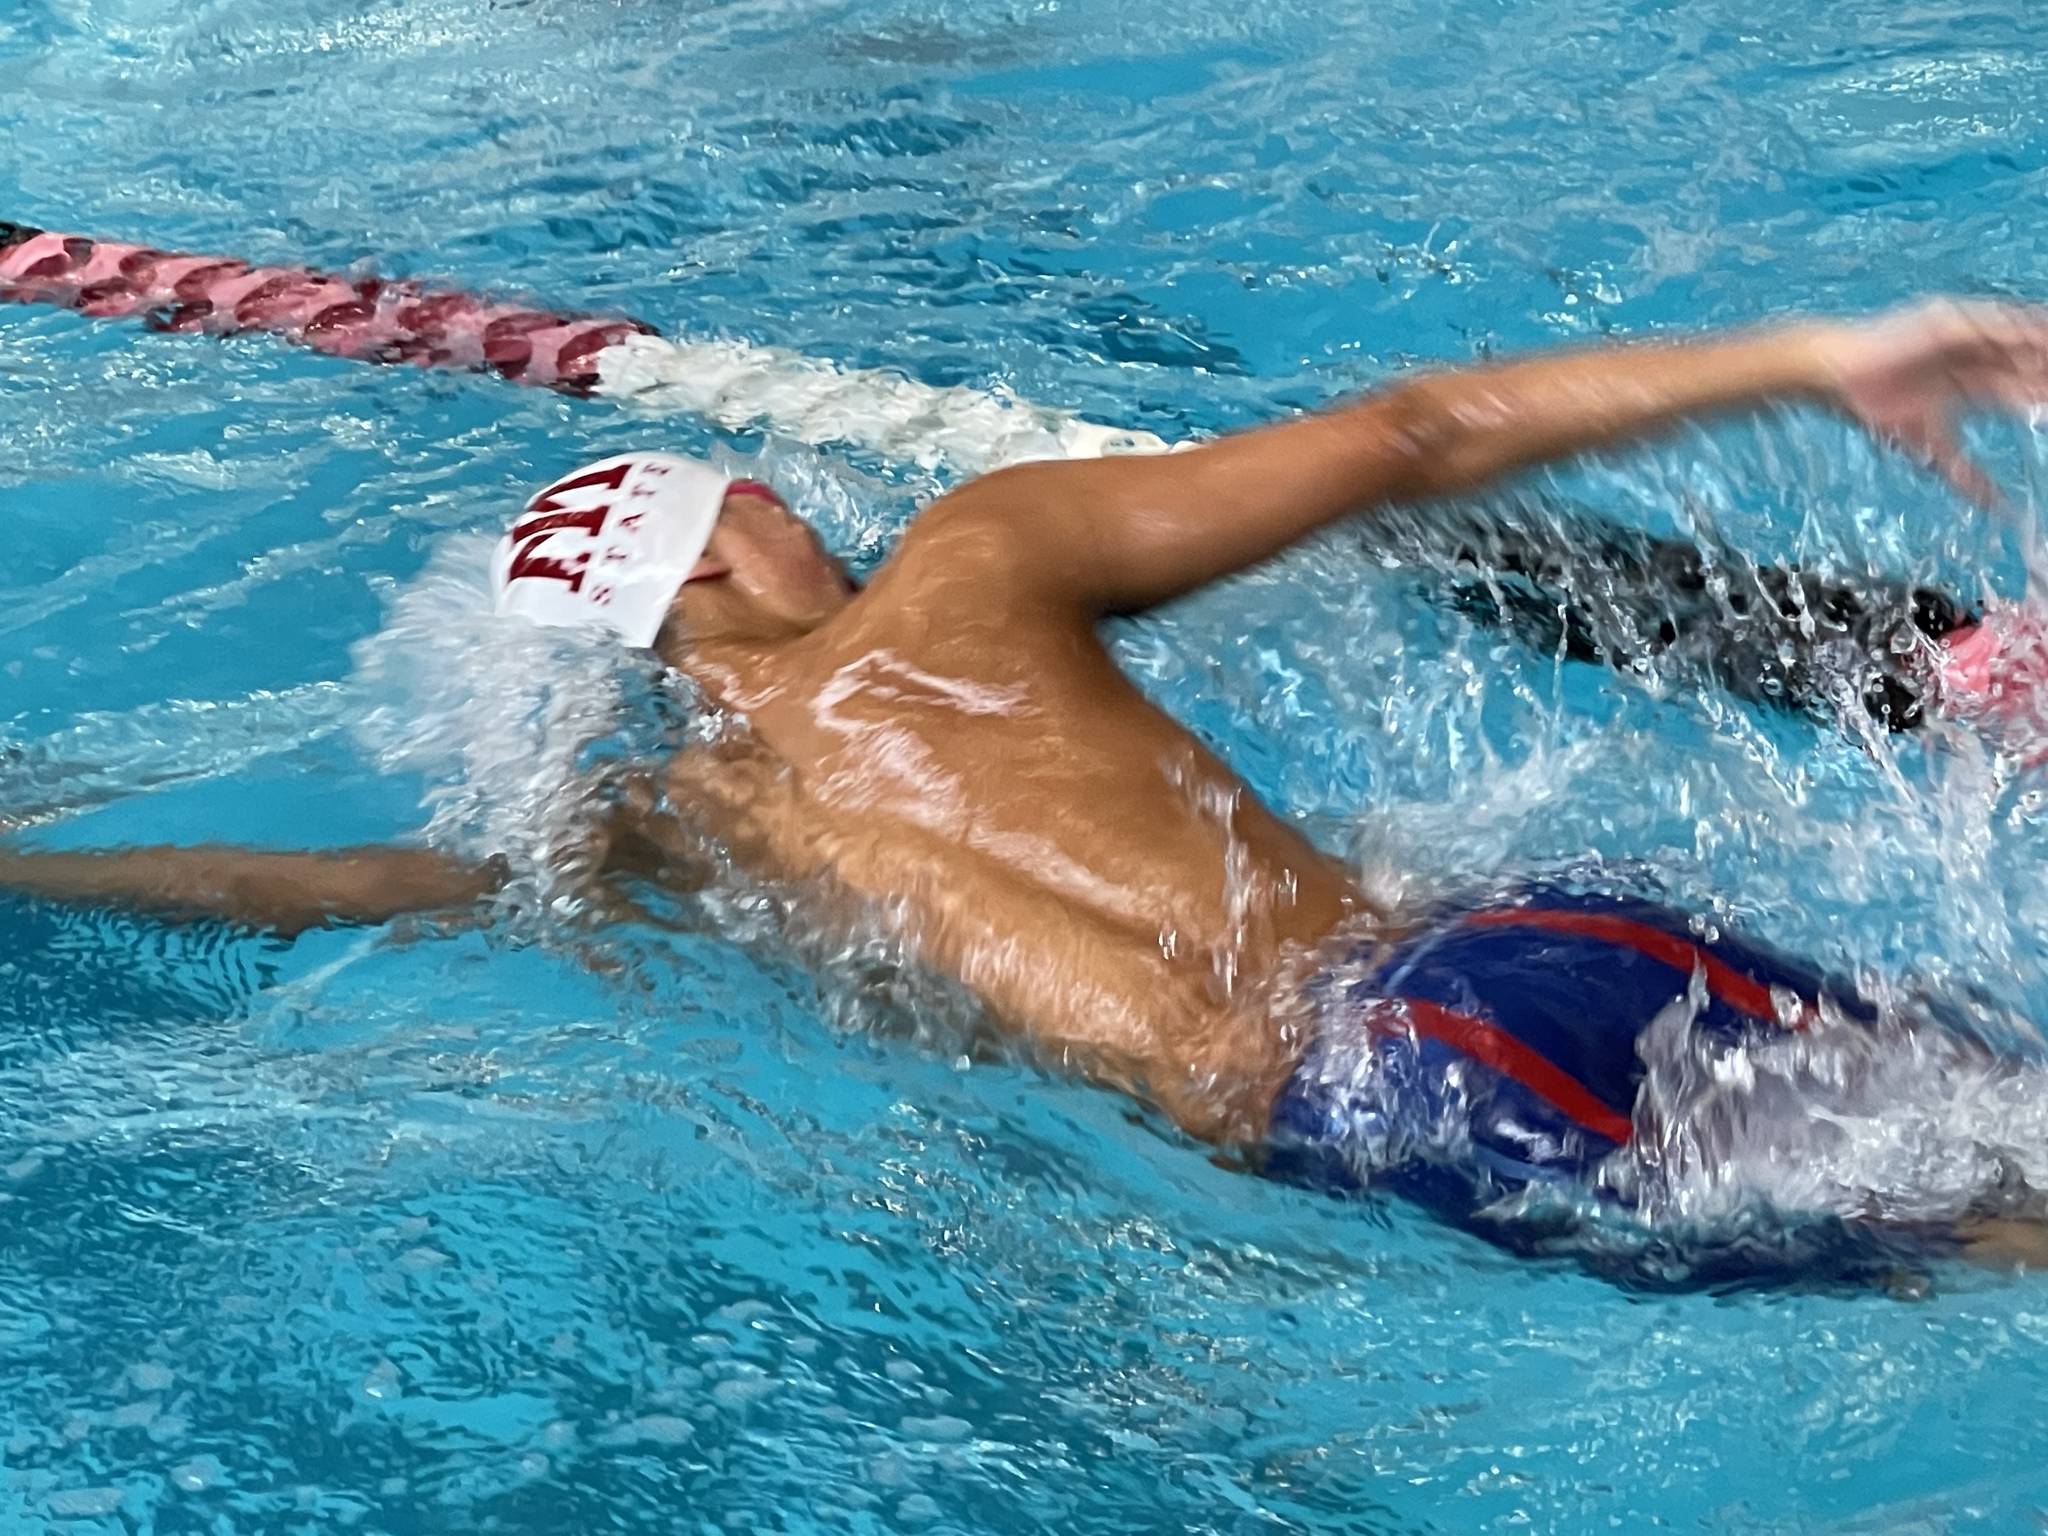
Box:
[0,221,653,395]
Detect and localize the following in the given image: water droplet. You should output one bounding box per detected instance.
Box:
[360,1359,402,1401]
[170,1456,222,1493]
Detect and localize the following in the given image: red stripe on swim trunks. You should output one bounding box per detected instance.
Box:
[1386,997,1635,1144]
[1461,907,1813,1029]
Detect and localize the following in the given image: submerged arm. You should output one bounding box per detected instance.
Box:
[918,301,2048,614]
[0,844,504,937]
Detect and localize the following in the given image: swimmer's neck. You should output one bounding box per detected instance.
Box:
[654,578,850,670]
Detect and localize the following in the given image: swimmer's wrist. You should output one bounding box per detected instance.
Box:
[1773,322,1843,403]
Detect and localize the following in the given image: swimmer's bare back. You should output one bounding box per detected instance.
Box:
[6,300,2047,1147]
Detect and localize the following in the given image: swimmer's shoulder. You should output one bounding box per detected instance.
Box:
[831,466,1106,640]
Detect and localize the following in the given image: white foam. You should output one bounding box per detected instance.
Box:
[349,533,630,909]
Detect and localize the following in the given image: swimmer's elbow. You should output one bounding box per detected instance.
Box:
[323,848,507,928]
[1331,381,1470,503]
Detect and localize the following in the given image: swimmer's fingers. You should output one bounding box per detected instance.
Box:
[1833,377,2005,508]
[1926,312,2048,506]
[1933,443,2004,513]
[1825,299,2048,508]
[1953,367,2048,419]
[1911,299,2048,378]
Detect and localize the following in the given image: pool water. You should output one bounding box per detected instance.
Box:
[6,0,2048,1530]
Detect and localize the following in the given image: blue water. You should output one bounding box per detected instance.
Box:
[6,0,2048,1530]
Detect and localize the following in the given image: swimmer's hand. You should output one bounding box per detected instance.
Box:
[1817,299,2048,508]
[0,842,507,937]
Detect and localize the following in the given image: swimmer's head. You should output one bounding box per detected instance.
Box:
[492,452,853,655]
[667,475,856,650]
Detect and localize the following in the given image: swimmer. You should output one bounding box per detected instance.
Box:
[8,299,2048,1270]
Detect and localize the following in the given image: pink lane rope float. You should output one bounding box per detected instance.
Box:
[0,220,651,394]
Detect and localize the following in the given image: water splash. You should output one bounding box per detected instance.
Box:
[1286,904,2048,1286]
[348,531,629,916]
[1233,475,2048,1283]
[1614,978,2048,1234]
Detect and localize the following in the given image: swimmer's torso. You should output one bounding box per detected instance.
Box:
[648,541,1366,1142]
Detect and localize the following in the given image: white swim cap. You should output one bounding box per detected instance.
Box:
[491,452,731,648]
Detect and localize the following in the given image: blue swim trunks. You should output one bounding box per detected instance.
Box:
[1265,889,1877,1207]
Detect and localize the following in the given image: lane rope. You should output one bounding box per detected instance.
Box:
[0,222,1178,480]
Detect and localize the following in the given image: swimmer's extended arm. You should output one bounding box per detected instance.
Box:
[0,844,505,937]
[925,300,2048,613]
